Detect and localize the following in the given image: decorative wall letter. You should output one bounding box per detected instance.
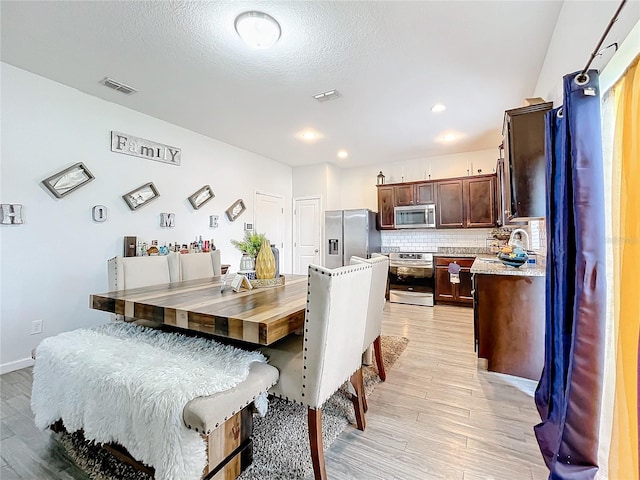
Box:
[209,215,219,228]
[1,204,23,225]
[161,213,175,228]
[92,205,108,223]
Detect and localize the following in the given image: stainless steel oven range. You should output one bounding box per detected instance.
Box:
[388,252,434,307]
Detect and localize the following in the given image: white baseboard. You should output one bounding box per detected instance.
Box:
[1,357,34,375]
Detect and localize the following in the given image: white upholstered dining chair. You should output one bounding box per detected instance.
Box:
[107,253,181,323]
[179,250,222,281]
[107,253,180,291]
[349,254,390,382]
[259,263,373,480]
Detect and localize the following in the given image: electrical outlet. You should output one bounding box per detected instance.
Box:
[31,319,43,335]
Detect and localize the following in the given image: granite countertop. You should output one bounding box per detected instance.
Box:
[434,247,492,258]
[470,254,546,277]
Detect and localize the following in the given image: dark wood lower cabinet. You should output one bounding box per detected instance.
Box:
[434,257,474,307]
[475,273,545,380]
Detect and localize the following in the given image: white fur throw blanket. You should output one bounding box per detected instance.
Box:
[31,322,269,480]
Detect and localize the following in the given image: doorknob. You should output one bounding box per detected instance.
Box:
[314,249,319,253]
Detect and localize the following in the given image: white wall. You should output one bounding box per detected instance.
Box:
[0,63,293,372]
[340,149,499,211]
[534,1,640,105]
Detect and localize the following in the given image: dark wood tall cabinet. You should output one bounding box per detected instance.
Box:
[502,102,552,221]
[376,185,395,229]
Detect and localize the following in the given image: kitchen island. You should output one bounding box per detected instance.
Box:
[471,256,545,380]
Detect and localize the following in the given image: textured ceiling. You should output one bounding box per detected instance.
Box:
[1,1,565,168]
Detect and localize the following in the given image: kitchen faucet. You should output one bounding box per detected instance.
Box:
[509,228,530,251]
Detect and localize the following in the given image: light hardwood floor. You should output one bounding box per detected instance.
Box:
[0,303,548,479]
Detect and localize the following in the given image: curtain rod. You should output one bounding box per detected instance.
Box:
[577,0,628,82]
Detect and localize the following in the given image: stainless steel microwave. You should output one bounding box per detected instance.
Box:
[394,204,436,229]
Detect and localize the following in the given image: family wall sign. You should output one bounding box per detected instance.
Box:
[110,131,181,166]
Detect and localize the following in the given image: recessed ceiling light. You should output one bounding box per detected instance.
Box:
[440,133,458,142]
[299,130,318,141]
[337,150,348,159]
[431,104,446,113]
[234,11,281,49]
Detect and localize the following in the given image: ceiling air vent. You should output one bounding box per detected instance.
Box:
[100,77,138,95]
[313,89,341,102]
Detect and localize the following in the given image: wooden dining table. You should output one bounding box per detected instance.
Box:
[90,274,308,345]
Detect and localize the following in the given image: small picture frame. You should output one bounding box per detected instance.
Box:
[225,199,246,222]
[122,182,160,211]
[42,162,95,198]
[231,274,253,292]
[188,185,215,210]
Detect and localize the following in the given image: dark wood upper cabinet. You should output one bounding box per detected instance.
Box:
[465,176,496,228]
[502,102,552,221]
[436,180,465,228]
[393,184,414,206]
[415,182,435,204]
[436,175,497,229]
[375,174,496,230]
[376,185,395,229]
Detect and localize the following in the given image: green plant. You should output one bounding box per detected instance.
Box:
[230,231,266,257]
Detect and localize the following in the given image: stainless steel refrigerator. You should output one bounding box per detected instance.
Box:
[324,209,381,268]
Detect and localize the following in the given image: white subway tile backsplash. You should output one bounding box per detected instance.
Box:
[381,228,493,252]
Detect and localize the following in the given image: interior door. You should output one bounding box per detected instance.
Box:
[254,192,285,272]
[293,196,321,274]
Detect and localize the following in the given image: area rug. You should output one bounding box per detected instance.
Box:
[53,335,409,480]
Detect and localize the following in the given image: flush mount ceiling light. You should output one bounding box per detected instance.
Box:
[337,150,348,159]
[431,103,446,113]
[440,133,458,142]
[234,11,281,49]
[301,131,317,141]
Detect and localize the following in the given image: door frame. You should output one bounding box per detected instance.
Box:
[292,195,322,273]
[254,190,285,270]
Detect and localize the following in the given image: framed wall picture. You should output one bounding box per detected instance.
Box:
[42,162,95,198]
[225,199,246,222]
[122,182,160,211]
[188,185,215,210]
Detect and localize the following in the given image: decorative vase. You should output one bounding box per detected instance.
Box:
[270,244,280,278]
[255,238,276,279]
[239,253,255,270]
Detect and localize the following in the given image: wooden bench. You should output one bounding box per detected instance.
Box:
[34,321,280,480]
[49,360,278,479]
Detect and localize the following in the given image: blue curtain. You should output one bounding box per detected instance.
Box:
[534,70,607,480]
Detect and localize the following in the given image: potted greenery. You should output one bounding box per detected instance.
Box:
[230,231,266,269]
